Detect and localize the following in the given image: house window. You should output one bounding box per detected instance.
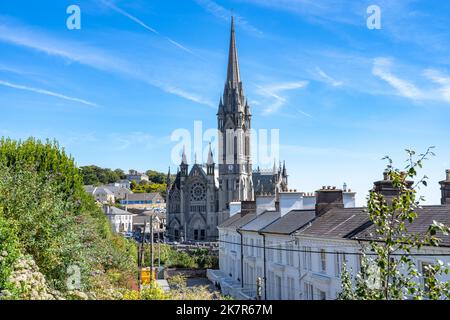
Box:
[267,241,274,262]
[335,252,347,277]
[421,261,434,293]
[304,282,314,300]
[275,275,282,300]
[277,244,283,264]
[287,277,295,300]
[287,243,294,266]
[256,239,262,258]
[250,238,254,257]
[200,229,205,241]
[194,229,199,240]
[268,271,274,299]
[320,249,327,273]
[303,246,312,270]
[317,289,327,300]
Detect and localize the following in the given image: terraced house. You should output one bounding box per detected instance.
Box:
[209,170,450,300]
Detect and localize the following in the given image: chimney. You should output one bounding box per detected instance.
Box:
[440,170,450,205]
[279,191,304,217]
[372,171,413,200]
[343,189,356,208]
[229,201,242,217]
[256,193,276,215]
[303,193,316,210]
[315,186,344,216]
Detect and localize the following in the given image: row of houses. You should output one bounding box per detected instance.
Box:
[103,205,166,236]
[84,182,165,211]
[208,170,450,300]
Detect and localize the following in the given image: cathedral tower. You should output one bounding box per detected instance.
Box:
[218,17,254,219]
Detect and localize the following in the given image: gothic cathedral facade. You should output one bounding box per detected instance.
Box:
[166,18,288,242]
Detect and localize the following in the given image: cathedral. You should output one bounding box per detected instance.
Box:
[166,18,288,242]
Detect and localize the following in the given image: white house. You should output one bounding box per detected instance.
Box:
[209,170,450,300]
[85,186,115,204]
[103,205,134,233]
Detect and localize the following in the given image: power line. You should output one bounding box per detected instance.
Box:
[162,231,450,257]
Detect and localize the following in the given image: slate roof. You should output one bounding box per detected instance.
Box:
[260,210,316,235]
[353,205,450,246]
[295,205,450,247]
[218,212,257,229]
[239,210,280,232]
[126,193,164,201]
[295,207,370,239]
[106,207,133,216]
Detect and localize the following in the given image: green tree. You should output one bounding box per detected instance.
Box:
[0,138,138,298]
[340,147,450,300]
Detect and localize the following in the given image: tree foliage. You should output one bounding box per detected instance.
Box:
[340,147,450,300]
[0,138,138,299]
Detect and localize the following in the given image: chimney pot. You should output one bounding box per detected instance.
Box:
[446,169,450,181]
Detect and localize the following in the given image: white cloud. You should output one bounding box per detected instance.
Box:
[100,0,195,55]
[315,67,343,87]
[195,0,263,36]
[255,81,308,115]
[0,80,98,107]
[0,20,213,107]
[372,57,424,100]
[423,69,450,104]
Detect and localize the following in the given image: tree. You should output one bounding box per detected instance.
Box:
[340,147,450,300]
[0,138,138,299]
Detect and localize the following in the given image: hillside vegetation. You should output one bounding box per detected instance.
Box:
[0,138,138,299]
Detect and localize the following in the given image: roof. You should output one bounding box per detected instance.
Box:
[218,212,257,229]
[295,205,450,247]
[106,206,133,216]
[239,210,280,232]
[352,205,450,246]
[260,210,316,235]
[295,207,368,239]
[125,193,163,201]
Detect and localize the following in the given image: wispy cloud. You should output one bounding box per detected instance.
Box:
[0,79,98,107]
[100,0,195,55]
[372,57,423,100]
[195,0,263,36]
[0,19,213,107]
[255,81,309,115]
[315,67,343,87]
[423,69,450,104]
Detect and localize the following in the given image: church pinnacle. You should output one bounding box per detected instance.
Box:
[226,16,240,86]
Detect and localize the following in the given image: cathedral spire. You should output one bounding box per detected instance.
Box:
[226,16,241,86]
[207,143,214,165]
[181,145,188,165]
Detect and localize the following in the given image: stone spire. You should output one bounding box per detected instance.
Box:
[207,143,214,165]
[227,16,240,87]
[272,159,277,175]
[181,145,187,165]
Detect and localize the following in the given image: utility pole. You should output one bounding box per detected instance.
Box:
[158,227,161,268]
[150,214,154,281]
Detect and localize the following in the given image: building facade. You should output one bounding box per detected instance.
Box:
[166,18,287,242]
[210,170,450,300]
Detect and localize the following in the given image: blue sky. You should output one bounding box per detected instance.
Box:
[1,0,450,205]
